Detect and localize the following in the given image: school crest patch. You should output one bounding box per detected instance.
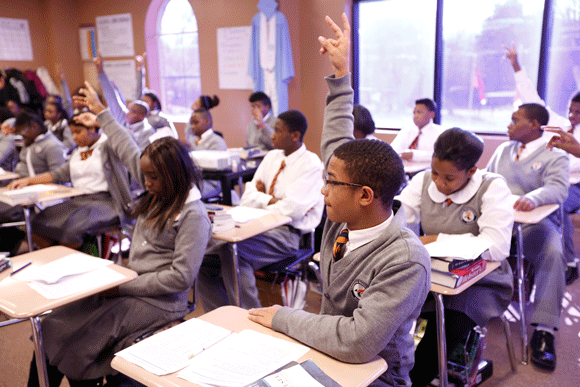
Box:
[532,162,542,171]
[460,207,478,223]
[350,280,368,300]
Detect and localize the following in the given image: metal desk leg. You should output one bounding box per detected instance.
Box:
[23,206,34,252]
[230,242,241,307]
[516,223,528,365]
[434,293,448,387]
[221,177,232,206]
[30,316,48,387]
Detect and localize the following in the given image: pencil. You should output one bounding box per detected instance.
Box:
[11,261,32,276]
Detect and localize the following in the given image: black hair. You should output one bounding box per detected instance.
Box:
[353,104,375,136]
[68,112,99,132]
[143,91,162,111]
[130,100,150,116]
[199,95,220,110]
[415,98,437,112]
[333,139,404,208]
[0,107,14,123]
[571,92,580,104]
[45,99,70,121]
[134,137,202,233]
[277,110,307,141]
[433,127,484,171]
[519,103,549,126]
[249,91,271,108]
[15,110,46,134]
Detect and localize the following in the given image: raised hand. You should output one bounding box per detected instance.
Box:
[318,13,350,78]
[73,81,106,115]
[502,42,521,72]
[93,50,104,74]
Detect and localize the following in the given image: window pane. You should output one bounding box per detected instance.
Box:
[358,0,436,129]
[158,0,201,117]
[442,0,544,133]
[546,0,580,121]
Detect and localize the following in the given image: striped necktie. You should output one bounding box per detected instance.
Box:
[409,130,422,150]
[333,229,349,261]
[268,160,286,195]
[568,127,574,134]
[80,149,94,161]
[515,144,525,161]
[195,137,202,146]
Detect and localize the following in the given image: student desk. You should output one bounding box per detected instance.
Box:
[403,161,430,176]
[111,305,388,387]
[0,246,137,387]
[212,206,291,307]
[0,184,85,252]
[512,202,559,365]
[202,166,258,205]
[430,261,501,387]
[0,171,19,181]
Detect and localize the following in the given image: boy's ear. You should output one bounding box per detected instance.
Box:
[429,110,436,120]
[290,130,301,143]
[467,166,477,178]
[359,186,375,207]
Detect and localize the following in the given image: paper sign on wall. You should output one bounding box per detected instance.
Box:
[0,17,33,61]
[96,13,135,58]
[217,26,254,90]
[103,60,137,101]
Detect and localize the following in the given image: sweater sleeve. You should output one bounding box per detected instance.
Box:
[320,74,354,169]
[119,204,212,296]
[396,171,425,225]
[525,150,570,206]
[97,72,127,125]
[272,260,428,363]
[96,108,144,187]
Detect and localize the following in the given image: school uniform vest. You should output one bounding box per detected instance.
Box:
[420,172,514,327]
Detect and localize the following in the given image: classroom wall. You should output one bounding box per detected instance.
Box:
[0,0,508,164]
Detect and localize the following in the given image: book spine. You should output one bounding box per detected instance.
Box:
[455,260,487,287]
[451,258,486,276]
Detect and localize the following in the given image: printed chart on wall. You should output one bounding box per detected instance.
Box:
[0,17,33,61]
[96,13,134,58]
[217,26,254,90]
[79,26,97,61]
[103,60,137,101]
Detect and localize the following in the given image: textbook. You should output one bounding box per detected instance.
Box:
[0,184,57,206]
[430,252,490,273]
[423,236,492,261]
[206,204,236,233]
[431,258,487,288]
[245,359,342,387]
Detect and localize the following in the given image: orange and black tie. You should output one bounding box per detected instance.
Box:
[409,130,422,150]
[80,149,94,161]
[268,160,286,196]
[333,229,349,261]
[515,144,525,161]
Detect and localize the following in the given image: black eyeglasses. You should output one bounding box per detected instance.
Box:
[323,173,366,189]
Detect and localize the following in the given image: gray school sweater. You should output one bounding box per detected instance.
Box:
[273,74,430,387]
[486,140,569,208]
[14,131,66,177]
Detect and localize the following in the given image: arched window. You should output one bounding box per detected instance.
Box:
[146,0,201,119]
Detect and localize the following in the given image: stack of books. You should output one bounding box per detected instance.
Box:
[206,204,235,233]
[424,237,492,289]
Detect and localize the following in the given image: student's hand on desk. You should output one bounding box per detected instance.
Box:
[7,178,31,190]
[400,151,413,160]
[319,13,350,78]
[419,235,438,245]
[75,82,106,115]
[513,197,536,211]
[248,305,281,328]
[255,179,266,193]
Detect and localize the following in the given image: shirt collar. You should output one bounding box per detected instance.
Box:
[281,143,306,164]
[428,168,483,204]
[200,128,214,140]
[347,214,394,252]
[77,133,107,152]
[174,186,202,221]
[518,136,546,154]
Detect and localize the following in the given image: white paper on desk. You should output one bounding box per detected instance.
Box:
[1,184,57,196]
[227,206,272,223]
[424,236,492,260]
[116,318,233,375]
[14,253,113,284]
[178,329,309,387]
[263,364,326,387]
[27,266,124,299]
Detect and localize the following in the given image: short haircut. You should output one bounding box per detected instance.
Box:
[0,107,14,123]
[277,110,307,141]
[130,100,150,116]
[415,98,437,112]
[143,90,162,111]
[15,110,46,134]
[353,104,375,136]
[333,139,405,208]
[571,92,580,104]
[433,127,484,171]
[249,91,271,108]
[193,108,213,127]
[199,95,220,110]
[519,103,549,126]
[134,137,202,232]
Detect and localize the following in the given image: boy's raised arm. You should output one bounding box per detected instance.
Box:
[319,14,355,169]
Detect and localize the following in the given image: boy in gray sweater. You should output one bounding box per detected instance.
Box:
[487,102,569,371]
[249,14,431,386]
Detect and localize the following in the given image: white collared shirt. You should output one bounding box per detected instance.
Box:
[197,128,215,146]
[342,215,394,258]
[516,136,547,162]
[397,168,513,261]
[70,134,109,193]
[240,143,324,231]
[390,121,445,162]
